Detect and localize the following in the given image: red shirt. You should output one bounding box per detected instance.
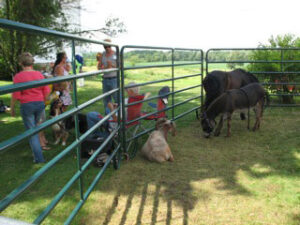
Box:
[12,71,51,104]
[127,95,145,121]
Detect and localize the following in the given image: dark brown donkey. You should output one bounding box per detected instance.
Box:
[201,83,268,138]
[203,69,258,120]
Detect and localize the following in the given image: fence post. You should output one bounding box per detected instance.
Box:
[115,46,122,169]
[120,47,127,158]
[200,50,204,109]
[71,39,84,200]
[171,48,175,120]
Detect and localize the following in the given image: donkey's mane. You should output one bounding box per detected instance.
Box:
[235,68,259,83]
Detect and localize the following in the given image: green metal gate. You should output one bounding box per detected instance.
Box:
[0,19,204,224]
[120,45,204,158]
[0,19,122,224]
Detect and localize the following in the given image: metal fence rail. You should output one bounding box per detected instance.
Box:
[206,48,300,107]
[0,19,122,225]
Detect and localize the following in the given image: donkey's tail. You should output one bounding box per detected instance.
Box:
[264,91,270,108]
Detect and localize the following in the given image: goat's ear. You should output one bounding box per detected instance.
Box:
[155,117,167,129]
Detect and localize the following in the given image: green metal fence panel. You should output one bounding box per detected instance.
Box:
[0,19,122,225]
[120,45,204,158]
[206,48,300,107]
[0,18,204,224]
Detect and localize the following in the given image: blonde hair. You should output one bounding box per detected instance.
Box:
[18,52,34,67]
[126,82,140,95]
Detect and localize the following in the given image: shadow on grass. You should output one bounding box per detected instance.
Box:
[77,107,300,225]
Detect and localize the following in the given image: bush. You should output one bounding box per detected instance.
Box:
[247,34,300,103]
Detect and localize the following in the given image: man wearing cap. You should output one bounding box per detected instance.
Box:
[99,38,118,113]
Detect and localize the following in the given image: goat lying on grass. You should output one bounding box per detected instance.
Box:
[141,118,176,163]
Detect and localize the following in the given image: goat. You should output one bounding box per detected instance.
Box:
[141,118,176,163]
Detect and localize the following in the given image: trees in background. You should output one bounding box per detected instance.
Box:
[0,0,75,79]
[0,0,127,80]
[248,34,300,103]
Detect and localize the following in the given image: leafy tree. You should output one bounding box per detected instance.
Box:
[78,17,127,38]
[227,51,250,69]
[0,0,127,80]
[247,34,300,103]
[0,0,76,79]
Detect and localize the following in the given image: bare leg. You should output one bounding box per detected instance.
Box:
[39,130,50,150]
[107,102,118,121]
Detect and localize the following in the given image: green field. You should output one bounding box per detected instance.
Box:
[0,65,299,225]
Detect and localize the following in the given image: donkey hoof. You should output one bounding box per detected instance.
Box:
[240,113,246,120]
[214,132,220,136]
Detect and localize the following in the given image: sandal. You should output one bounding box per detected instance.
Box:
[42,146,51,151]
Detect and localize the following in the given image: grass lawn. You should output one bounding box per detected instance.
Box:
[0,65,299,225]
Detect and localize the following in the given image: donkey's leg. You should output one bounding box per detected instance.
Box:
[214,115,224,136]
[226,113,232,137]
[240,112,246,120]
[253,100,263,131]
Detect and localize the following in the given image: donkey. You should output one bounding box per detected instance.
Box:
[201,83,267,138]
[203,69,258,120]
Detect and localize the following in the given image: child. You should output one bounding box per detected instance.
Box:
[86,82,150,137]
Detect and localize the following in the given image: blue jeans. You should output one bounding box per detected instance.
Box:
[102,77,118,112]
[87,111,109,138]
[20,101,45,163]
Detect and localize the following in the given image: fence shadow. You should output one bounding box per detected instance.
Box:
[82,107,300,225]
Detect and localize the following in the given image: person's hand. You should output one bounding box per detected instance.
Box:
[144,92,151,99]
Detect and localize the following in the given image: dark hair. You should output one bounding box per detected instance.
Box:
[52,52,66,75]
